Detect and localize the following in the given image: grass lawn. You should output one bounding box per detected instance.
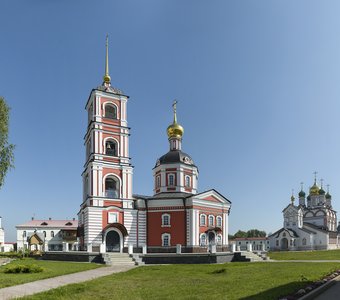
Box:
[0,258,102,288]
[21,262,340,300]
[269,249,340,260]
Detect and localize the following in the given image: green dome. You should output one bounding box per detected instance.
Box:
[326,192,332,199]
[319,188,326,195]
[298,190,306,197]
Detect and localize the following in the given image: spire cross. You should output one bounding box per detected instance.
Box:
[320,178,324,188]
[313,171,318,183]
[300,182,304,190]
[172,100,178,123]
[327,184,330,193]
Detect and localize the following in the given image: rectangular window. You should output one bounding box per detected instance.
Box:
[168,174,175,186]
[108,212,118,223]
[163,234,170,246]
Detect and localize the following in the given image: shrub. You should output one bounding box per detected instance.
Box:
[4,264,43,274]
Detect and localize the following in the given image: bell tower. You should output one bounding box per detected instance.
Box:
[78,36,134,251]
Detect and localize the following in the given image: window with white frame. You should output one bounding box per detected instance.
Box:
[108,212,118,223]
[208,215,214,227]
[105,177,119,198]
[162,233,171,246]
[200,214,206,226]
[162,214,171,227]
[185,175,191,187]
[156,176,161,188]
[51,231,54,238]
[105,104,117,119]
[216,216,222,227]
[200,233,207,246]
[168,174,175,186]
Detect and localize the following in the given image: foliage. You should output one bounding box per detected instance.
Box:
[20,262,340,300]
[4,264,43,274]
[0,97,15,189]
[0,251,23,258]
[0,258,102,288]
[269,249,340,260]
[231,229,266,239]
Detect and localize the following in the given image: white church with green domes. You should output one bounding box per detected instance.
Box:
[269,175,340,251]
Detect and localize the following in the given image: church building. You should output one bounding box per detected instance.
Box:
[269,176,340,251]
[77,38,231,253]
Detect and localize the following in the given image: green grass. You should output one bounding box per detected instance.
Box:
[269,249,340,260]
[0,258,102,288]
[21,262,340,300]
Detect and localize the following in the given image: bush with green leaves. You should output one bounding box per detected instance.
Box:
[4,264,43,274]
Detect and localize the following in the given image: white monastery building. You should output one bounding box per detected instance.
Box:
[269,176,340,251]
[77,38,232,253]
[16,218,78,252]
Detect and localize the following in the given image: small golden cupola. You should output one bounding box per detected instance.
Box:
[167,100,184,140]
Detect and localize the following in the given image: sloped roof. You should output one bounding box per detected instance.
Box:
[16,219,78,229]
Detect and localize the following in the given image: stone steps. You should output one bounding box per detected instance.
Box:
[102,253,137,266]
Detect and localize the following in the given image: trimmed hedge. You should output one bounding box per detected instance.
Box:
[4,264,43,274]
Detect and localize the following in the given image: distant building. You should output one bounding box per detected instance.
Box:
[269,177,340,251]
[16,218,78,251]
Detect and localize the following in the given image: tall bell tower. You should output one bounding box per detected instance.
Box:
[78,36,134,252]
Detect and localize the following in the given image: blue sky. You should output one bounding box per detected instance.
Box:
[1,1,340,241]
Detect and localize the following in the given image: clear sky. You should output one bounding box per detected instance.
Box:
[1,1,340,242]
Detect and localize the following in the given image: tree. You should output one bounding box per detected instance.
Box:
[233,230,247,238]
[0,97,15,188]
[246,229,266,238]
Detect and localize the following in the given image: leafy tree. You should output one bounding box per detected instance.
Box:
[233,230,247,238]
[0,97,15,188]
[246,229,266,238]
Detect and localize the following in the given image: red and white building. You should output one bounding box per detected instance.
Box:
[77,38,231,253]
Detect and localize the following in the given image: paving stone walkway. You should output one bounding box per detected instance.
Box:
[0,264,136,300]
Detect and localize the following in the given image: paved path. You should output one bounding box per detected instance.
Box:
[312,276,340,300]
[0,264,136,300]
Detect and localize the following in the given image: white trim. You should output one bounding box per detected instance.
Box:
[200,214,207,226]
[103,137,119,156]
[103,102,118,119]
[208,215,215,227]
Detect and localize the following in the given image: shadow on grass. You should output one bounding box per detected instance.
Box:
[239,281,311,300]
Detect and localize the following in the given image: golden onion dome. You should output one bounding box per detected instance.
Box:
[167,122,184,139]
[309,183,320,195]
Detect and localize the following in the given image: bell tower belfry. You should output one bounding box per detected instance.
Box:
[78,36,134,252]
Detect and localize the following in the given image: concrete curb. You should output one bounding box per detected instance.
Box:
[298,274,340,300]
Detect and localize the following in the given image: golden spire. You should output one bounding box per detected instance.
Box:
[103,34,111,84]
[167,100,184,139]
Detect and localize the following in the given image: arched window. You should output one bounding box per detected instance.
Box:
[200,214,206,226]
[216,216,222,227]
[43,231,46,238]
[51,231,54,238]
[302,238,307,245]
[105,104,117,119]
[23,231,26,238]
[185,176,191,187]
[105,140,117,156]
[200,234,207,246]
[162,214,171,226]
[105,177,119,198]
[168,174,175,186]
[208,215,214,227]
[162,233,171,246]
